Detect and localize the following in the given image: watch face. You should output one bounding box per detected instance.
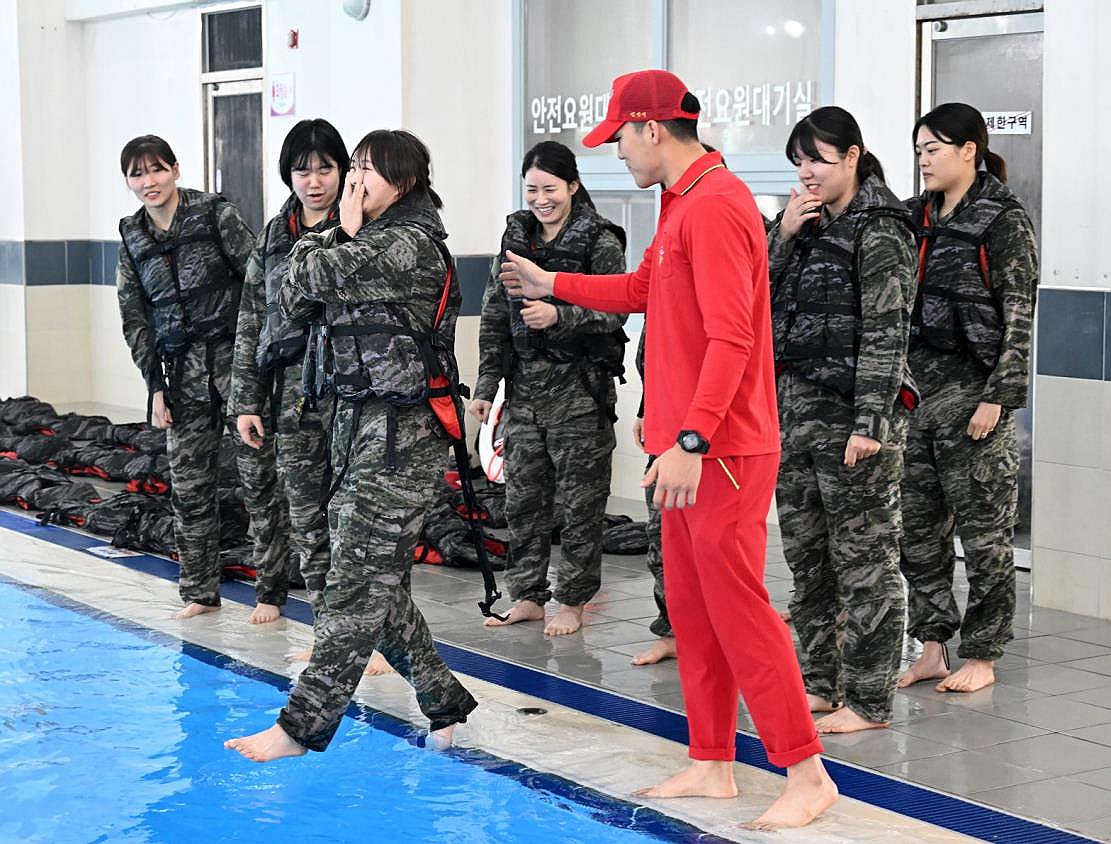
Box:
[681,433,699,450]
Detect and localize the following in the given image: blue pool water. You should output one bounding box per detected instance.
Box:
[0,579,712,844]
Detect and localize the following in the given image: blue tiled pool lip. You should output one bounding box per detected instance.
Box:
[0,508,1100,844]
[0,571,727,844]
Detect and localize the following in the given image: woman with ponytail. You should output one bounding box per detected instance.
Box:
[226,129,477,761]
[898,103,1038,694]
[768,106,918,733]
[470,141,627,637]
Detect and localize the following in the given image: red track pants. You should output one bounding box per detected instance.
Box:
[661,451,823,768]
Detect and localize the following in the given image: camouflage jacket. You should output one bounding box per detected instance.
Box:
[228,195,337,418]
[280,189,455,414]
[769,176,918,442]
[476,202,627,424]
[117,189,254,396]
[907,173,1038,409]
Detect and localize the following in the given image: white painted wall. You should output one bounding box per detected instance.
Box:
[0,0,26,242]
[84,8,202,240]
[833,0,917,201]
[400,0,515,256]
[1041,0,1111,290]
[18,2,89,240]
[262,0,404,219]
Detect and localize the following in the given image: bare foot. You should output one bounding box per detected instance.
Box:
[936,658,995,693]
[249,602,280,624]
[364,651,396,676]
[428,723,455,751]
[745,755,838,830]
[806,694,840,713]
[897,641,950,688]
[544,604,584,637]
[484,600,545,627]
[815,707,888,734]
[632,636,677,666]
[633,760,739,799]
[176,602,219,620]
[286,646,313,663]
[779,609,792,623]
[224,723,306,763]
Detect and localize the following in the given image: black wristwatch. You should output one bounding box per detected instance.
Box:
[677,430,710,454]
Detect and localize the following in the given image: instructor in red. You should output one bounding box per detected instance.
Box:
[501,70,837,829]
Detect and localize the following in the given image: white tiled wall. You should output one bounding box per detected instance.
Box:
[88,285,146,415]
[0,285,28,399]
[24,286,92,404]
[1031,375,1111,619]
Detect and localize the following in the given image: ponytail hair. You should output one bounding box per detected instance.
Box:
[352,129,443,208]
[521,140,595,209]
[914,102,1007,183]
[784,106,886,184]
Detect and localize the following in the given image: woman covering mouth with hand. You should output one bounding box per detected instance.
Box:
[470,140,628,638]
[768,106,919,735]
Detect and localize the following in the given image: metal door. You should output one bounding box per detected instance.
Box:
[204,79,265,235]
[920,11,1043,564]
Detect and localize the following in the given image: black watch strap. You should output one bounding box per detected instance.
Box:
[677,429,710,454]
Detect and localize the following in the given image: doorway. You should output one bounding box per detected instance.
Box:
[918,9,1043,566]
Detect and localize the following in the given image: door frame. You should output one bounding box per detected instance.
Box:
[915,3,1044,568]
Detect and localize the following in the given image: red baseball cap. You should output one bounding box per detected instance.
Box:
[582,69,700,148]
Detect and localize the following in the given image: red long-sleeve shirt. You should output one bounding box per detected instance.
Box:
[555,151,779,458]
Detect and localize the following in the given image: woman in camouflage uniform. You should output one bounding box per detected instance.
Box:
[769,107,918,734]
[470,141,627,637]
[898,103,1038,694]
[226,130,476,761]
[115,135,271,620]
[228,120,346,626]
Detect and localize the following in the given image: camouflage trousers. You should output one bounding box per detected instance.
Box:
[900,364,1018,660]
[272,361,331,612]
[276,400,476,751]
[235,423,293,607]
[643,455,669,638]
[777,373,907,723]
[502,400,616,608]
[169,342,289,608]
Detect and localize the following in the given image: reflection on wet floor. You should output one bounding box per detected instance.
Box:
[410,515,1111,843]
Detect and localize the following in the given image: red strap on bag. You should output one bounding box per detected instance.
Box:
[426,247,464,441]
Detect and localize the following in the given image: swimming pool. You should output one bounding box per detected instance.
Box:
[0,578,717,844]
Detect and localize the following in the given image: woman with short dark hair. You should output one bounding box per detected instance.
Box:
[228,118,347,626]
[226,129,476,761]
[898,103,1038,694]
[769,106,918,734]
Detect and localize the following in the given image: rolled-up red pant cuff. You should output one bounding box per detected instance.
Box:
[688,745,738,761]
[766,735,824,769]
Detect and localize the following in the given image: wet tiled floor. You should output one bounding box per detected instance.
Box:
[412,511,1111,842]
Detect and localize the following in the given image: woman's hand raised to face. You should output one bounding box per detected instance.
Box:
[778,187,823,241]
[340,175,366,238]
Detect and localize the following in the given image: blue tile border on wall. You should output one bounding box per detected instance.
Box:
[0,238,488,303]
[1036,288,1106,381]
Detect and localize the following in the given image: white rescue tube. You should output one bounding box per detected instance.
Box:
[478,379,507,484]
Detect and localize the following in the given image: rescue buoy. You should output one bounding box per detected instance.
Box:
[478,380,507,484]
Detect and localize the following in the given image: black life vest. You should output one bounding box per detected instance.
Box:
[256,197,335,373]
[909,172,1027,371]
[118,188,242,358]
[772,176,914,399]
[318,220,462,442]
[498,204,628,369]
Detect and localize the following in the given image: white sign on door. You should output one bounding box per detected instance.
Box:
[983,111,1032,135]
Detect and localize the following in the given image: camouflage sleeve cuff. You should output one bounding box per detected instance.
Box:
[982,385,1028,411]
[853,412,890,442]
